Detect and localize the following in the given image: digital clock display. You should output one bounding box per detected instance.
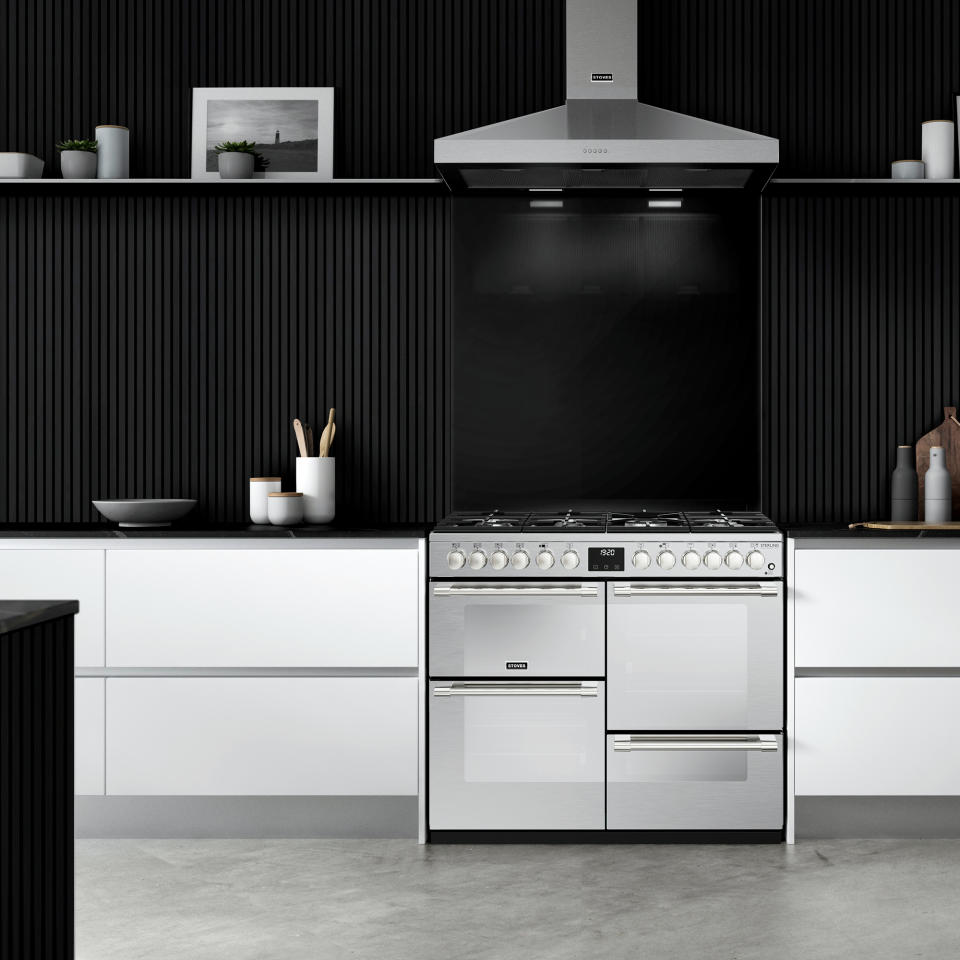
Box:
[588,547,624,572]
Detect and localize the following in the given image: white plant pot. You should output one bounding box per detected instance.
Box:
[60,150,98,179]
[218,152,255,179]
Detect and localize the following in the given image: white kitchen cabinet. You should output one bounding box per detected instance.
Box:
[75,678,105,795]
[795,677,960,796]
[0,549,104,666]
[794,548,960,667]
[106,548,419,667]
[105,676,418,796]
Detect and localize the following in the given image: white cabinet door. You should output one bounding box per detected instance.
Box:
[794,548,960,666]
[795,677,960,795]
[106,548,419,667]
[0,550,105,666]
[105,677,418,796]
[75,678,105,795]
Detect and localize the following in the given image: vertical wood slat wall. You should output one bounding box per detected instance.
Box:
[4,0,960,525]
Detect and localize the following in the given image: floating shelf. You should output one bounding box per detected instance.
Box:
[0,176,447,194]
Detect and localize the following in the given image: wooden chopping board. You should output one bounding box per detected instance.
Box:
[849,520,960,530]
[916,406,960,520]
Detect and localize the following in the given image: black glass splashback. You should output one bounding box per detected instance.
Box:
[452,195,760,510]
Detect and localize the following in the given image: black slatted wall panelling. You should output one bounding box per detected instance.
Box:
[764,194,960,525]
[0,191,449,524]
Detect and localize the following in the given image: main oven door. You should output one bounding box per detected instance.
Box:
[607,582,782,730]
[607,734,783,830]
[429,582,604,678]
[429,681,605,830]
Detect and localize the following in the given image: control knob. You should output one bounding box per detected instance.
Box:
[490,549,509,571]
[657,550,676,570]
[746,550,765,571]
[536,550,556,570]
[632,550,652,570]
[561,550,580,570]
[468,550,487,570]
[682,550,701,570]
[446,550,466,570]
[511,550,531,570]
[725,550,744,570]
[703,550,723,571]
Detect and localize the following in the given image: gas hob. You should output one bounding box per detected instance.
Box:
[430,509,782,579]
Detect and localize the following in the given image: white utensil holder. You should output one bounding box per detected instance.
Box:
[296,457,336,523]
[249,477,281,524]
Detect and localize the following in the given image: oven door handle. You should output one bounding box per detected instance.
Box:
[613,735,779,752]
[433,584,600,598]
[612,584,778,598]
[433,682,599,697]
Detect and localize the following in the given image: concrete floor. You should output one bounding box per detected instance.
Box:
[77,839,960,960]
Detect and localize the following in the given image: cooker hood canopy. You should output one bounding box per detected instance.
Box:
[434,0,778,192]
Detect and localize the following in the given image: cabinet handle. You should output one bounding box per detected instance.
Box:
[613,735,778,752]
[433,584,599,597]
[612,584,778,598]
[433,682,599,697]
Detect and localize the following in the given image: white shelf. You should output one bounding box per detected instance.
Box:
[0,176,444,186]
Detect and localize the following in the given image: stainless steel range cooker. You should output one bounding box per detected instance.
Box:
[427,509,784,840]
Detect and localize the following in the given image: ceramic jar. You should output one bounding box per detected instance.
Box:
[890,445,918,521]
[95,125,129,178]
[921,121,955,180]
[267,491,304,525]
[295,457,335,523]
[924,446,952,522]
[249,477,281,524]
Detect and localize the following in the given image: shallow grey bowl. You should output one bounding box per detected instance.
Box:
[92,498,197,527]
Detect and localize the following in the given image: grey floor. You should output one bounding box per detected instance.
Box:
[77,839,959,960]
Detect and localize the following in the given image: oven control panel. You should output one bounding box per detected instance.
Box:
[430,536,783,579]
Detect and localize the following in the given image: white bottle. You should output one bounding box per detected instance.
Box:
[924,447,952,523]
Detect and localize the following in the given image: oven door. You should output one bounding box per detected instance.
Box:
[429,681,605,830]
[607,734,783,830]
[607,581,782,730]
[429,582,604,677]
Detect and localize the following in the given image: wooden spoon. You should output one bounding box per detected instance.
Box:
[305,424,314,457]
[318,407,335,457]
[293,418,308,458]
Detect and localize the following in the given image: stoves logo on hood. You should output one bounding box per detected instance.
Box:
[506,661,528,670]
[591,72,613,82]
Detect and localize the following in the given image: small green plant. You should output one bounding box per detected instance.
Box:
[56,138,98,153]
[214,140,270,170]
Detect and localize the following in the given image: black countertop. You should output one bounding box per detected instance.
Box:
[789,524,960,540]
[0,522,429,539]
[0,599,80,635]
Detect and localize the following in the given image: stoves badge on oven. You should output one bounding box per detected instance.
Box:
[506,661,528,670]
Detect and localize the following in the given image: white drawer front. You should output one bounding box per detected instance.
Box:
[106,548,419,667]
[0,549,104,666]
[75,678,105,795]
[795,677,960,795]
[795,549,960,667]
[105,677,418,796]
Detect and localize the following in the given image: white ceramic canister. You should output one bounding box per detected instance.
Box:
[295,457,336,524]
[249,476,281,524]
[96,124,129,178]
[921,121,955,180]
[267,491,304,526]
[891,160,925,180]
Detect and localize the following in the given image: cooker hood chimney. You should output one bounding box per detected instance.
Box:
[434,0,778,191]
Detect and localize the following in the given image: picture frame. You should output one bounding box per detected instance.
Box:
[191,87,334,180]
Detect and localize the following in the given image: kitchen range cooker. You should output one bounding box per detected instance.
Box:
[427,508,784,840]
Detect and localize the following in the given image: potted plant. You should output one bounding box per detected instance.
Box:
[213,140,270,179]
[56,138,98,179]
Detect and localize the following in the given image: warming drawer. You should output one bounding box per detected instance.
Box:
[606,734,783,830]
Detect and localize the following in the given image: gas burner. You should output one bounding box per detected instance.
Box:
[435,511,527,531]
[685,511,777,532]
[523,511,606,531]
[607,512,690,531]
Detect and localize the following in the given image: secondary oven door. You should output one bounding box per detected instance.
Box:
[607,582,783,730]
[429,582,604,678]
[429,681,605,830]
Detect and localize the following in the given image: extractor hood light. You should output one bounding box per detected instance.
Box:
[647,199,683,209]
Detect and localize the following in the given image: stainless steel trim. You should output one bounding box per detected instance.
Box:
[433,682,599,697]
[612,735,779,752]
[612,584,778,598]
[433,584,599,598]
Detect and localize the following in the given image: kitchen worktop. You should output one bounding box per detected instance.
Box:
[789,524,960,543]
[0,522,429,540]
[0,599,80,634]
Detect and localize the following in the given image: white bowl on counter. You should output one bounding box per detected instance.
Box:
[92,498,197,527]
[0,153,45,178]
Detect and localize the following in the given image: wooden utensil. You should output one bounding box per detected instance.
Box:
[318,407,335,457]
[305,424,314,457]
[915,406,960,519]
[327,422,335,454]
[293,418,308,458]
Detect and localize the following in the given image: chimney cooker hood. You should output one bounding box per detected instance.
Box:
[434,0,778,192]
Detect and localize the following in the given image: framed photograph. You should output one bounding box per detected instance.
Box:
[191,87,334,180]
